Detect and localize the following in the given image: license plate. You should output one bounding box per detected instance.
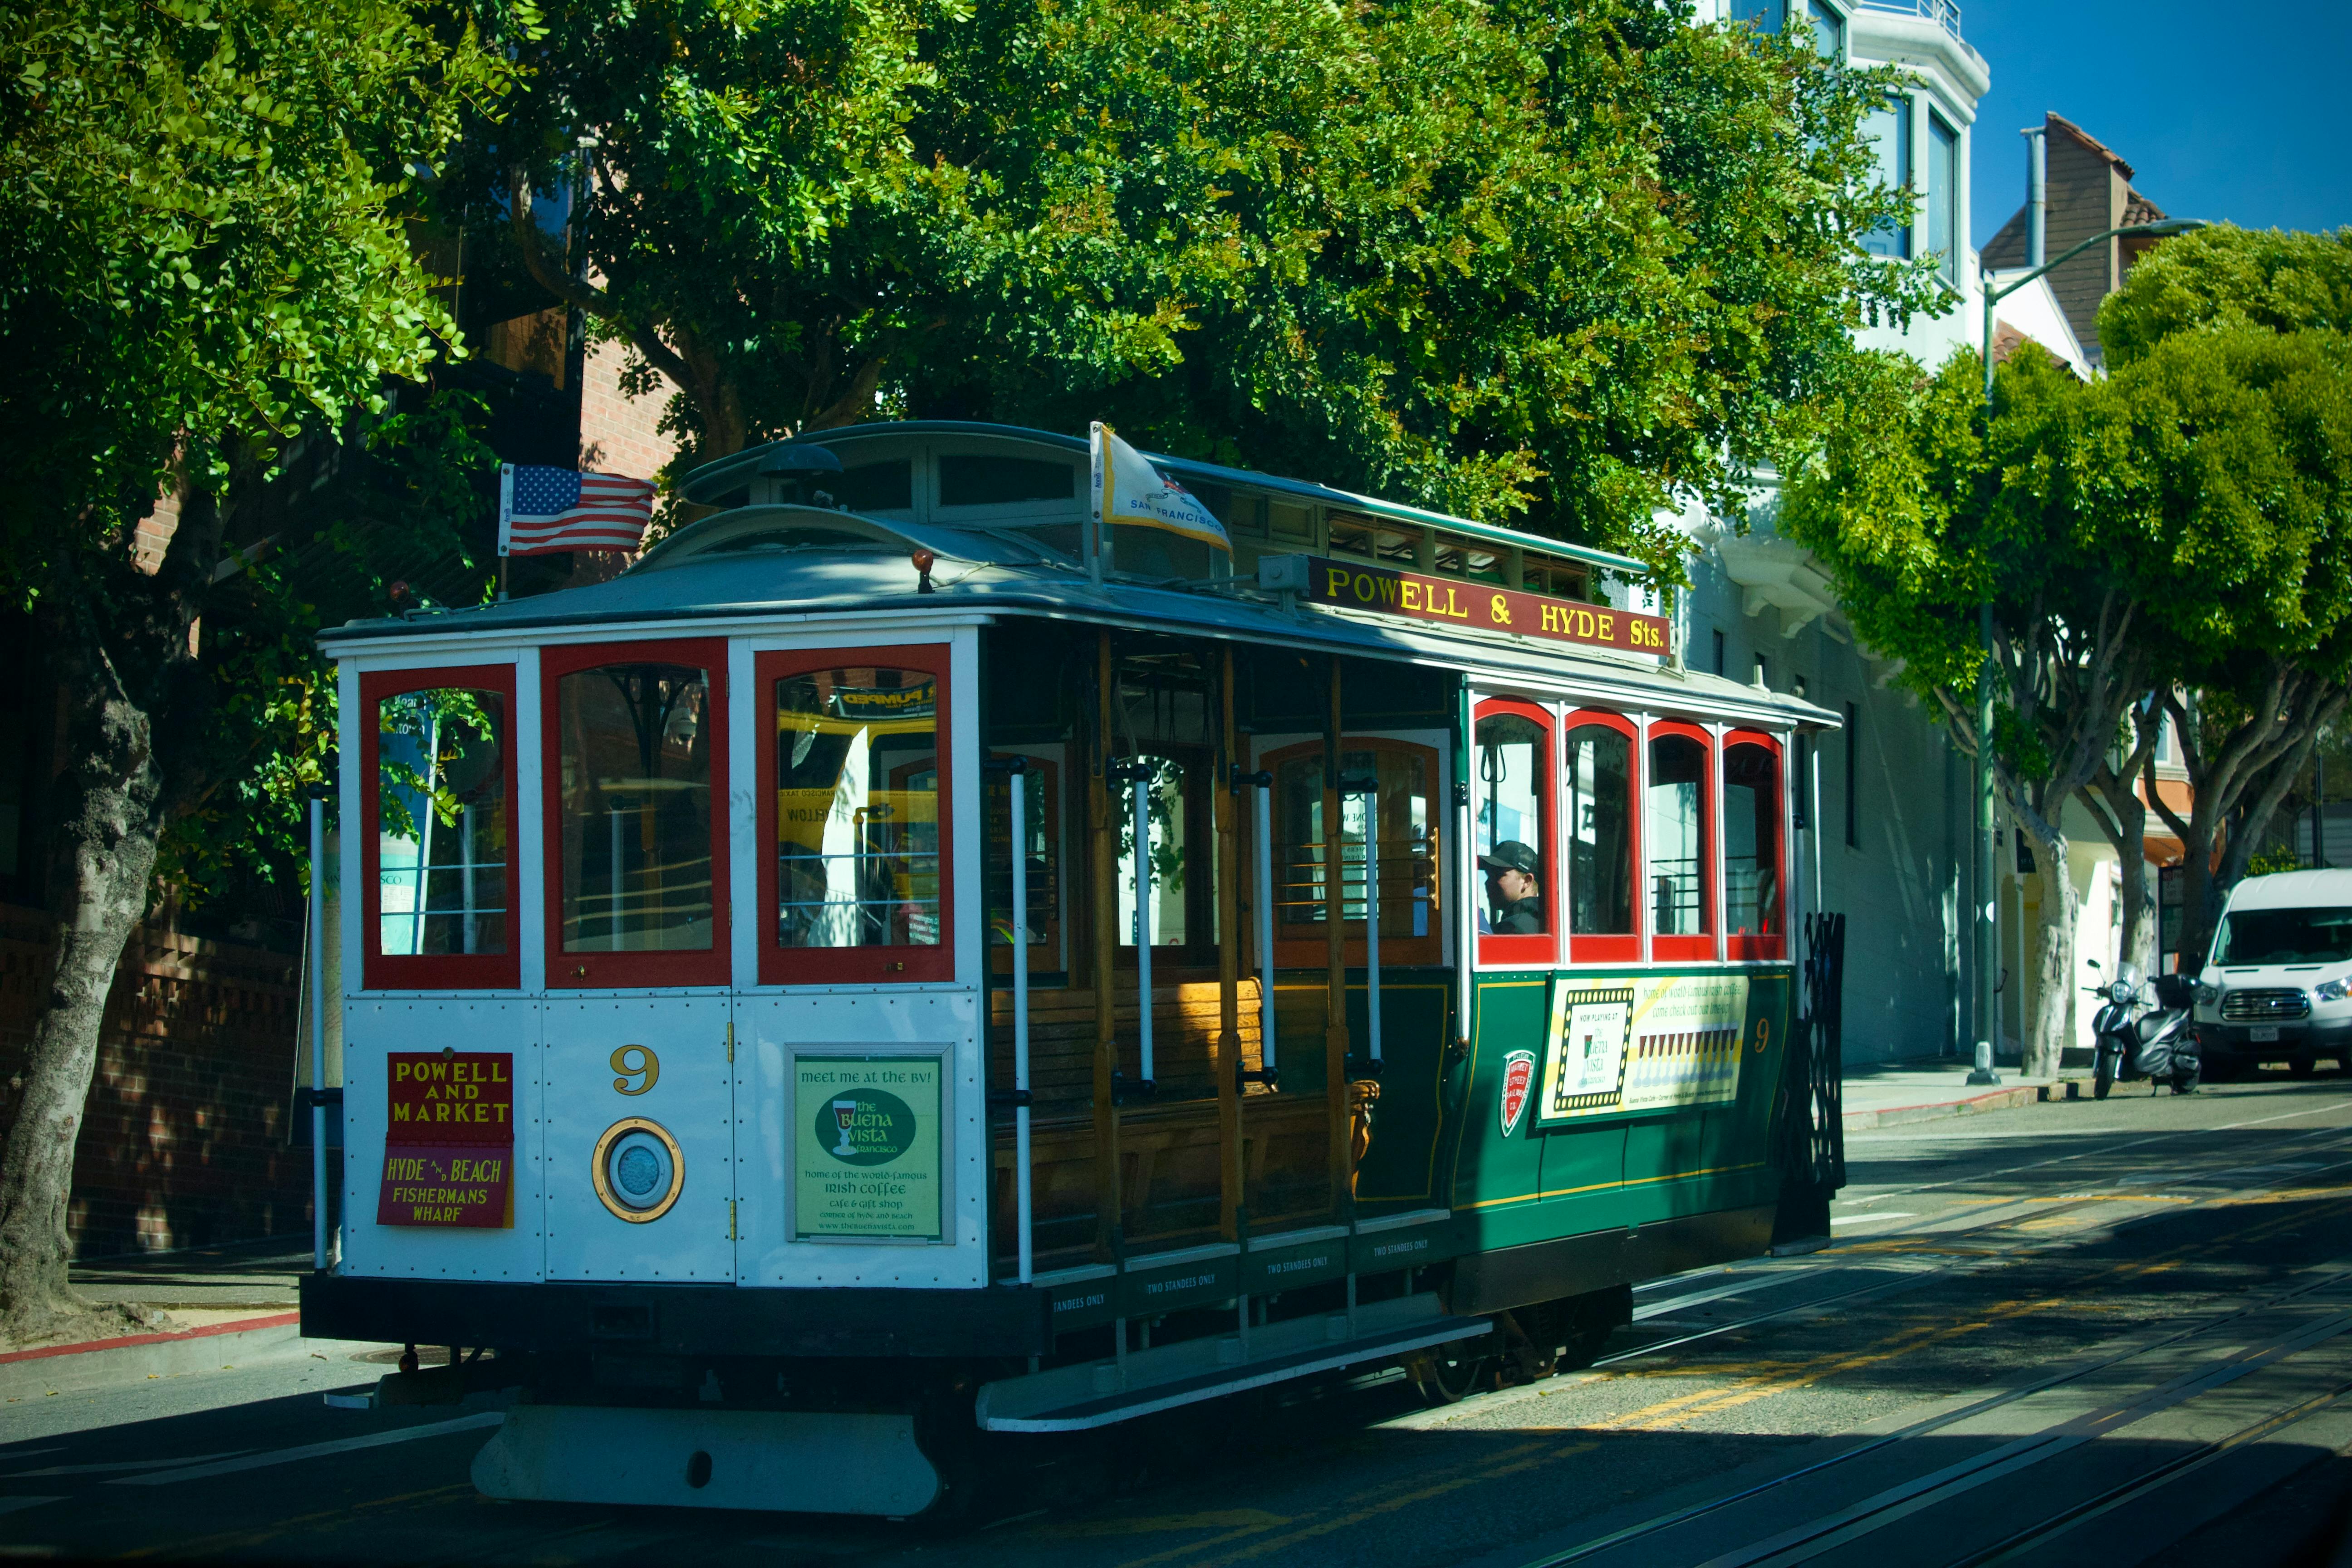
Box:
[2250,1026,2280,1043]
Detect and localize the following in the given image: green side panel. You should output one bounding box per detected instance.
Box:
[1346,975,1455,1211]
[1715,974,1794,1211]
[1537,1119,1627,1233]
[1446,973,1558,1253]
[1619,1112,1716,1227]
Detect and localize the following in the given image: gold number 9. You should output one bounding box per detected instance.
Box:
[611,1044,660,1096]
[1753,1017,1771,1055]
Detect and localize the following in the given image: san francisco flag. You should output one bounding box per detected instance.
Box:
[1090,424,1231,552]
[497,465,657,556]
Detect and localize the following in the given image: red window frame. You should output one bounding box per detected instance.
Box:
[1647,720,1715,963]
[756,645,956,986]
[1724,729,1787,960]
[1562,709,1642,965]
[541,639,732,989]
[1473,696,1558,968]
[359,664,521,991]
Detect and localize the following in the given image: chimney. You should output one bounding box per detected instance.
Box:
[2023,123,2047,268]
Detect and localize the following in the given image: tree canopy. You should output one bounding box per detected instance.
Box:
[463,0,1932,566]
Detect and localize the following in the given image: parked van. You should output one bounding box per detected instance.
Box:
[2194,869,2352,1079]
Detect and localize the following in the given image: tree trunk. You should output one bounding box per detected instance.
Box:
[0,625,169,1333]
[2023,825,2079,1080]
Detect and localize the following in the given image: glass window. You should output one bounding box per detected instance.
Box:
[375,686,509,961]
[1267,740,1440,963]
[1118,756,1192,949]
[937,455,1076,508]
[1725,742,1783,938]
[1565,724,1634,936]
[987,757,1059,965]
[774,667,942,950]
[2214,908,2352,965]
[834,459,912,513]
[1475,712,1549,937]
[1928,109,1960,285]
[1728,0,1783,32]
[1806,0,1842,57]
[1863,98,1913,259]
[556,662,716,953]
[1647,733,1710,937]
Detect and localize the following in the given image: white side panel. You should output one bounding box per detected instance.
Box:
[544,994,736,1281]
[736,990,985,1287]
[339,998,544,1279]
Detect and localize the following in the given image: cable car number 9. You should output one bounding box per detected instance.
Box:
[611,1044,660,1096]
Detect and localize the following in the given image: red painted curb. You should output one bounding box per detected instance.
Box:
[0,1311,299,1367]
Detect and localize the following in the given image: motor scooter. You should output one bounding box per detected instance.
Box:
[2086,960,2201,1099]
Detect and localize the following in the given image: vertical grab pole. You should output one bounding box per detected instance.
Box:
[1010,765,1034,1285]
[1254,781,1279,1079]
[309,796,329,1274]
[1133,770,1155,1089]
[1361,782,1382,1067]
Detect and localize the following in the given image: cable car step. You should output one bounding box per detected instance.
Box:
[975,1292,1490,1433]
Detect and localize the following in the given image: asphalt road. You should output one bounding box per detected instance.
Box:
[10,1071,2352,1566]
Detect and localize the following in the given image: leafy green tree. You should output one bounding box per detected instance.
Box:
[1783,346,2156,1076]
[2096,229,2352,966]
[1784,230,2352,1073]
[0,0,503,1335]
[469,0,1930,559]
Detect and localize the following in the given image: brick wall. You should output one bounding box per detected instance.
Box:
[0,904,310,1257]
[578,336,680,482]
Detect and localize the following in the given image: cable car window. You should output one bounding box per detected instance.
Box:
[360,665,519,989]
[1265,740,1439,966]
[987,756,1060,975]
[1648,727,1712,953]
[834,459,913,513]
[775,668,943,950]
[1565,719,1635,942]
[1472,701,1555,965]
[555,662,718,956]
[1725,735,1784,956]
[757,646,954,985]
[937,455,1075,508]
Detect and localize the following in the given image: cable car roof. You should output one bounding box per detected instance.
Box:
[322,504,1837,730]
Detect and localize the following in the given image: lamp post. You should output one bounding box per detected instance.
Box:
[1966,216,2207,1086]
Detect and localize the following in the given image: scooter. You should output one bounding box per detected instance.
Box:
[2086,960,2201,1099]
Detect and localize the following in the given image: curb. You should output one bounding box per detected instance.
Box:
[0,1312,325,1401]
[1842,1084,2040,1131]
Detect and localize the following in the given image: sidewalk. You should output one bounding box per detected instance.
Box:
[1840,1056,2084,1132]
[0,1236,318,1401]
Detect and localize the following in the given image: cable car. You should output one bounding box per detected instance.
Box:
[302,421,1837,1517]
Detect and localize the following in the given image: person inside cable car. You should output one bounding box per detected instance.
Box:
[1480,840,1545,934]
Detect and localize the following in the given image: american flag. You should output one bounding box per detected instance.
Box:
[498,465,657,556]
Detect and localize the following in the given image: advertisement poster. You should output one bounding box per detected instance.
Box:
[1536,975,1751,1121]
[377,1051,514,1228]
[1537,986,1634,1122]
[794,1054,945,1240]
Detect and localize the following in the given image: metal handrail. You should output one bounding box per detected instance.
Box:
[1851,0,1961,39]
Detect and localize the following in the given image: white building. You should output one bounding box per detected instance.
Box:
[1675,0,2094,1064]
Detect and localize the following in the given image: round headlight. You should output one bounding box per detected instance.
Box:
[593,1118,683,1222]
[2110,980,2135,1004]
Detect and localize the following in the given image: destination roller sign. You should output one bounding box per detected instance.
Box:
[1292,555,1670,657]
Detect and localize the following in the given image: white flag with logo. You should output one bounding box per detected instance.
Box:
[1090,423,1230,551]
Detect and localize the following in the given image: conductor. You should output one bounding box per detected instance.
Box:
[1479,840,1545,934]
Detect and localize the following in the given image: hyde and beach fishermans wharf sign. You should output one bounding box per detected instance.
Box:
[1299,556,1671,657]
[377,1051,515,1228]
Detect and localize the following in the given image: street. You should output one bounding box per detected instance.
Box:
[7,1072,2352,1565]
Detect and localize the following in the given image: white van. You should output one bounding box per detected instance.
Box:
[2194,869,2352,1078]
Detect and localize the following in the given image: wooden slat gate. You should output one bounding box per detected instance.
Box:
[1772,910,1847,1246]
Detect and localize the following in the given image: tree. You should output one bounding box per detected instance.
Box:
[1781,346,2158,1078]
[464,0,1931,559]
[2093,228,2352,965]
[0,0,504,1336]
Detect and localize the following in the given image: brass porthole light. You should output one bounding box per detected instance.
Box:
[592,1117,684,1223]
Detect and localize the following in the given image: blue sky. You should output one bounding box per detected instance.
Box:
[1960,1,2351,244]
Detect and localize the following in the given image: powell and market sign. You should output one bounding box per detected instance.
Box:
[1269,554,1671,658]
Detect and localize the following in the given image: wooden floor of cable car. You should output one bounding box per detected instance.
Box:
[986,977,1347,1273]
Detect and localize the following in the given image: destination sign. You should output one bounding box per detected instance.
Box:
[377,1050,515,1228]
[1299,556,1670,656]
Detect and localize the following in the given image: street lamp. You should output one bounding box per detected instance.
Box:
[1965,216,2209,1088]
